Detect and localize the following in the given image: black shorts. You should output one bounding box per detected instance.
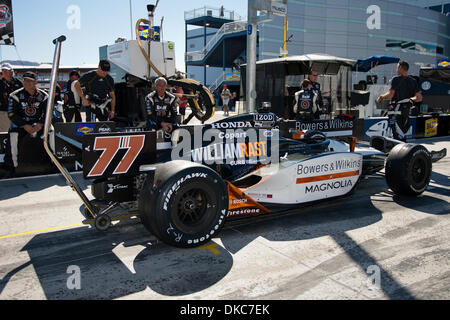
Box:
[179,107,186,116]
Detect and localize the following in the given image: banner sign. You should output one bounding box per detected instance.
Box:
[0,0,14,45]
[425,118,438,137]
[138,25,148,40]
[139,25,160,42]
[437,59,450,69]
[225,72,240,81]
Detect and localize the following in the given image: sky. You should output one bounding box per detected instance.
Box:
[0,0,248,71]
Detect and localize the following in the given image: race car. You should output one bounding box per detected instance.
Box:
[74,111,446,248]
[43,36,446,249]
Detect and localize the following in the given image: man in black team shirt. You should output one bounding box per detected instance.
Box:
[3,72,48,178]
[0,63,23,132]
[376,60,422,141]
[63,70,82,122]
[144,77,178,133]
[294,79,319,121]
[308,69,325,111]
[74,60,116,122]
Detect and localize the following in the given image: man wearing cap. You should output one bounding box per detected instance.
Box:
[63,70,82,122]
[144,77,178,133]
[74,60,116,122]
[0,63,23,132]
[2,72,48,177]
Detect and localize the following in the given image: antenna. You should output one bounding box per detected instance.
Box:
[129,0,133,40]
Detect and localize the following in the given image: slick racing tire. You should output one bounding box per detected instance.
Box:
[385,144,432,196]
[168,79,215,123]
[139,160,228,248]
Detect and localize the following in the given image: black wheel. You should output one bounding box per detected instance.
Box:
[385,144,432,196]
[168,79,215,123]
[95,214,112,231]
[138,160,228,248]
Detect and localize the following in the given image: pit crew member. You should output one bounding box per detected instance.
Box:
[376,60,422,142]
[145,77,178,134]
[74,60,116,122]
[3,72,48,178]
[294,79,319,121]
[63,70,82,123]
[0,63,23,132]
[308,69,323,108]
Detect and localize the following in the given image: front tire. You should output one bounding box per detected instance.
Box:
[385,144,432,196]
[139,161,228,248]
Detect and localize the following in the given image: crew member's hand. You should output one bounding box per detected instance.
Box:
[82,97,90,107]
[23,124,35,134]
[109,110,115,119]
[376,96,382,104]
[33,123,43,132]
[161,122,173,133]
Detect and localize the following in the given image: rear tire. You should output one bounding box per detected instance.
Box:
[139,161,228,248]
[385,144,432,196]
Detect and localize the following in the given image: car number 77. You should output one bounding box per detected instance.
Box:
[87,135,146,177]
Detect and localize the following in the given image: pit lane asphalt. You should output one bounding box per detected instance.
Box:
[0,135,448,300]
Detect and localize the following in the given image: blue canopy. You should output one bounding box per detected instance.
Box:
[352,55,400,72]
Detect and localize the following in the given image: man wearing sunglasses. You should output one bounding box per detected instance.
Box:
[2,72,48,178]
[308,69,325,114]
[74,60,116,122]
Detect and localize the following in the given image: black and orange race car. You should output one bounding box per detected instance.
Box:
[42,37,447,249]
[49,110,444,248]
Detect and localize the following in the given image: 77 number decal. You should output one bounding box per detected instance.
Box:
[87,135,146,177]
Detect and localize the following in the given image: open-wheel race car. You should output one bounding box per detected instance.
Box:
[43,37,447,249]
[77,112,445,248]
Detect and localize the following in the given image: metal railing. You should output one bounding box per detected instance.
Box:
[186,20,247,62]
[184,6,243,21]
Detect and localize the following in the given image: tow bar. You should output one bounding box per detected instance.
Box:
[42,36,119,231]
